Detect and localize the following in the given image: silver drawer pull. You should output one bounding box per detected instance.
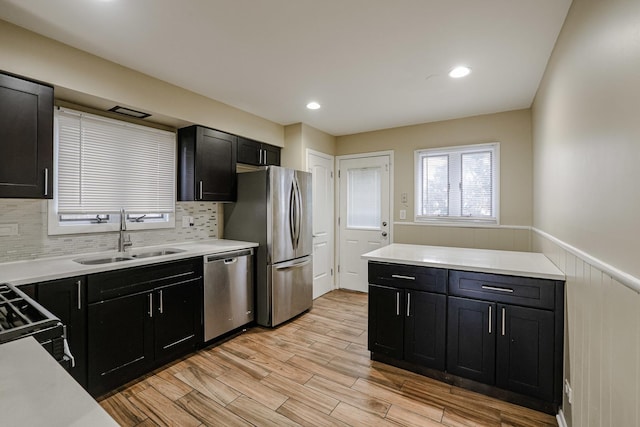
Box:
[391,274,415,280]
[481,285,514,293]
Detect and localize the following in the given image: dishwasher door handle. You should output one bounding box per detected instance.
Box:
[224,258,238,265]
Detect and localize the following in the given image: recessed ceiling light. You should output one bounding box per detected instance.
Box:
[306,101,321,110]
[449,66,472,78]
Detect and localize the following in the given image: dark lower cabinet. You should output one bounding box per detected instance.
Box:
[447,296,496,384]
[368,285,404,359]
[368,284,446,371]
[36,277,87,387]
[496,303,555,401]
[154,278,202,364]
[86,258,203,396]
[88,292,154,396]
[404,290,446,370]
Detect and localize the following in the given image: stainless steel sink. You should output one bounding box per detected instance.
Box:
[73,248,185,265]
[131,248,185,258]
[74,255,134,265]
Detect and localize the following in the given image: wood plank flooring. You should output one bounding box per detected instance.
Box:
[99,290,558,427]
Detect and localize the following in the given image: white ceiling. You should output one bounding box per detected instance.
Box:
[0,0,571,136]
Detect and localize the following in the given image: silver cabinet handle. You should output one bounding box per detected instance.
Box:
[396,292,400,316]
[501,307,506,336]
[76,280,82,310]
[481,285,514,293]
[148,293,153,318]
[44,168,49,196]
[391,274,415,281]
[406,293,411,317]
[199,181,203,200]
[488,305,492,334]
[159,290,164,314]
[259,148,263,164]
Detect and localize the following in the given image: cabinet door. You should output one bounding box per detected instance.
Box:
[87,292,154,396]
[496,304,555,401]
[404,290,446,370]
[38,277,87,388]
[447,296,496,384]
[154,278,202,363]
[263,144,281,166]
[195,127,237,201]
[368,284,404,359]
[237,137,261,165]
[0,72,53,198]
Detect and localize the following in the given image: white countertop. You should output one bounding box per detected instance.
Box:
[362,243,565,280]
[0,239,258,286]
[0,337,118,427]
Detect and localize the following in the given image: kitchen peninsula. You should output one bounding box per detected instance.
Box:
[362,243,565,414]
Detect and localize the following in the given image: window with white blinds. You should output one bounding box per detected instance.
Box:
[55,108,176,214]
[415,143,499,224]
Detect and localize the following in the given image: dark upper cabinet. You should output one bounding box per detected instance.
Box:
[237,136,280,166]
[0,72,53,198]
[36,277,87,388]
[178,125,237,201]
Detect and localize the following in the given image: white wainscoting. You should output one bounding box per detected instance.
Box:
[533,229,640,427]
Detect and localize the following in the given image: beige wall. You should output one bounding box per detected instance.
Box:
[0,19,284,146]
[532,0,640,425]
[336,109,533,251]
[282,123,336,171]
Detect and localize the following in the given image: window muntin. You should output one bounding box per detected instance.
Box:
[415,143,498,224]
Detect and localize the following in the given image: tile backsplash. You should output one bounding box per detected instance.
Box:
[0,199,220,262]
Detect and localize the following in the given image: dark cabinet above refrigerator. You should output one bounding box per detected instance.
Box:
[237,136,280,167]
[177,125,237,202]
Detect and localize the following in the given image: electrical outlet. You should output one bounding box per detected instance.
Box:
[564,379,573,404]
[182,216,191,228]
[399,209,407,220]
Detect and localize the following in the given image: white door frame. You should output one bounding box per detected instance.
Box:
[335,150,394,289]
[305,148,336,295]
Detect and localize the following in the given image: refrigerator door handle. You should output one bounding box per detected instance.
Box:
[289,181,297,250]
[275,259,311,271]
[294,176,302,249]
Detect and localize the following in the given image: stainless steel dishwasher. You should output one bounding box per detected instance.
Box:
[203,248,254,341]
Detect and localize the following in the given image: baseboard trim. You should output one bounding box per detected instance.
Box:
[556,408,568,427]
[532,227,640,294]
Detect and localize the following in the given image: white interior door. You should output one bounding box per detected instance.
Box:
[338,155,391,293]
[307,150,335,299]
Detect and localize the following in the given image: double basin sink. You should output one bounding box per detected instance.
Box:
[73,248,185,265]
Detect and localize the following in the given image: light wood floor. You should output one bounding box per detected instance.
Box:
[99,290,558,427]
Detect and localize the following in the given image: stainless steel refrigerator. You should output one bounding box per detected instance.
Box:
[224,166,312,327]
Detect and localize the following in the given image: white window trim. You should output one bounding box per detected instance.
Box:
[48,108,176,236]
[414,142,500,226]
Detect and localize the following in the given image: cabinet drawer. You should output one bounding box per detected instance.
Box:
[368,262,447,294]
[449,270,557,309]
[88,258,201,303]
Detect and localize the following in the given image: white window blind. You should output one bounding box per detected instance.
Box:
[415,143,498,223]
[56,108,176,214]
[347,167,381,229]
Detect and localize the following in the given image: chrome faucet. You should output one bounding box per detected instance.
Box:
[118,208,133,252]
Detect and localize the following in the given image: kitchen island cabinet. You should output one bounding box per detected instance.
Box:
[363,244,565,414]
[0,71,53,198]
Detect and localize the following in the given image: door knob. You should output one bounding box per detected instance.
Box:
[382,232,388,237]
[382,221,387,226]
